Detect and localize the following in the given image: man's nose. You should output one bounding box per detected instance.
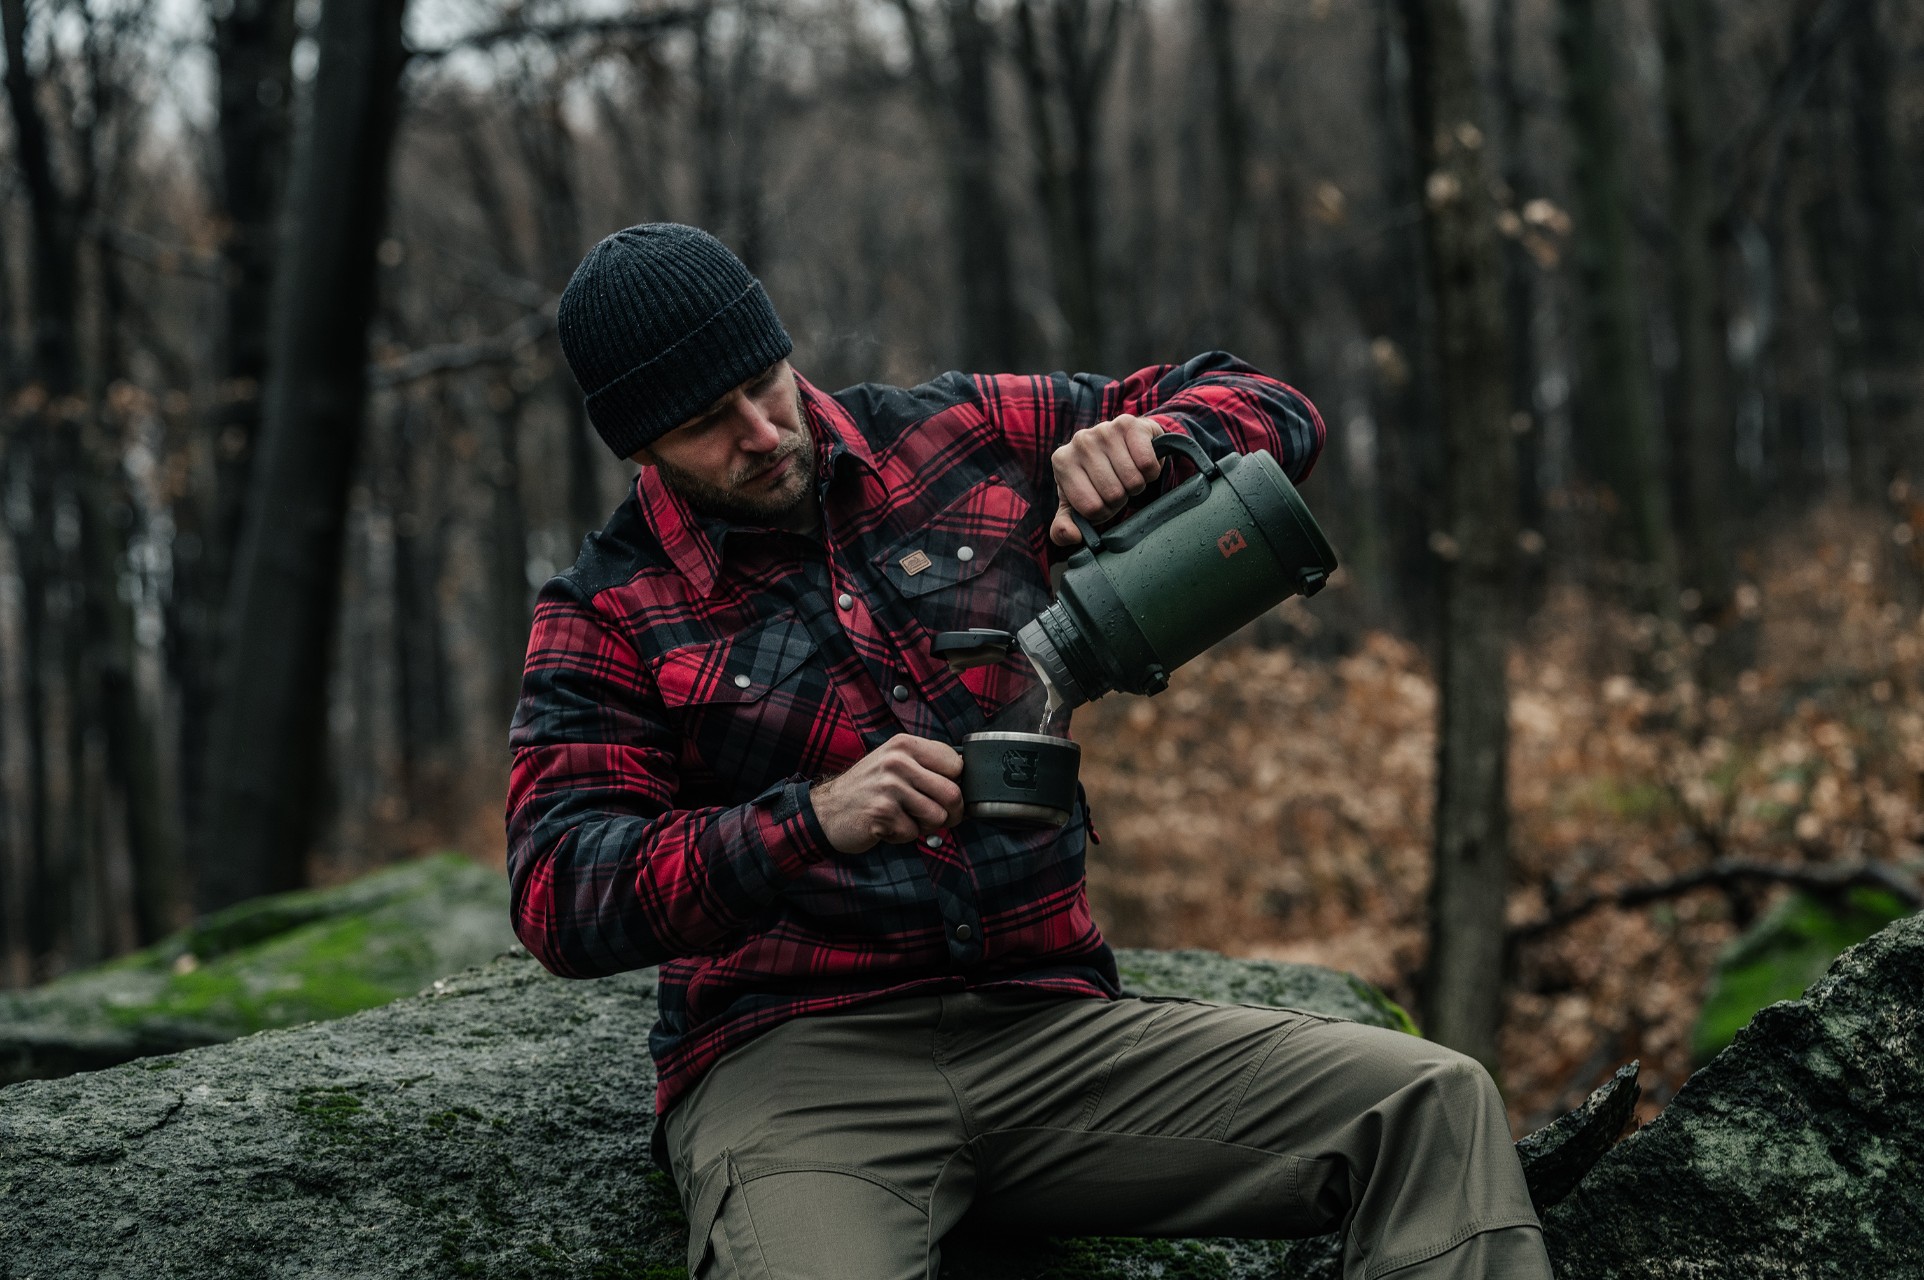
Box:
[730,395,783,454]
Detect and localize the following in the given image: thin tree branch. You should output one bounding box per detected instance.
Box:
[99,224,226,282]
[408,10,701,63]
[1510,858,1923,944]
[367,309,555,389]
[1715,0,1867,219]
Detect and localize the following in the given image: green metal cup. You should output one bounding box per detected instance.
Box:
[1018,434,1337,706]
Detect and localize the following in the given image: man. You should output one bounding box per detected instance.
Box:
[508,224,1551,1280]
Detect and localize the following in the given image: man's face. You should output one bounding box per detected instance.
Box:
[635,360,817,532]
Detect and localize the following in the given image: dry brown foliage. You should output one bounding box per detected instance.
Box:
[1079,505,1924,1133]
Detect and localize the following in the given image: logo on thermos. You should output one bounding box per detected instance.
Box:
[1002,749,1039,790]
[1217,528,1248,558]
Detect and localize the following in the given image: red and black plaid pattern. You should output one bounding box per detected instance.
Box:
[506,351,1325,1116]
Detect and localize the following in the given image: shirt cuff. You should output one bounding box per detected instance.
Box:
[746,777,837,885]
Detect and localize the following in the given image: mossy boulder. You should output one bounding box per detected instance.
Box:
[0,853,514,1085]
[1691,886,1911,1062]
[16,910,1916,1280]
[0,946,1407,1279]
[1543,911,1924,1277]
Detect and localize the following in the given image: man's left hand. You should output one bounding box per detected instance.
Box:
[1049,414,1165,546]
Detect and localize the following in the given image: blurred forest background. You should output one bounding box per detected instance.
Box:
[1,0,1922,1130]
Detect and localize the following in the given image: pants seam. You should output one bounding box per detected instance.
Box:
[1216,1020,1296,1142]
[733,1160,925,1211]
[726,1153,780,1280]
[925,1144,975,1280]
[1076,1004,1175,1130]
[1361,1216,1545,1280]
[983,1122,1311,1164]
[931,995,981,1141]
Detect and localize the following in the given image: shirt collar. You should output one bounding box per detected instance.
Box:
[635,370,876,598]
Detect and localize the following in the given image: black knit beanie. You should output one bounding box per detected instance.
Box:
[556,224,794,458]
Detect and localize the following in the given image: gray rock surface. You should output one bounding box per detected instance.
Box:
[26,911,1915,1280]
[1514,1060,1639,1215]
[0,947,1404,1279]
[1543,911,1924,1278]
[0,854,514,1086]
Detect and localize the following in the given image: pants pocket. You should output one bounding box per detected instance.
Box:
[683,1152,734,1278]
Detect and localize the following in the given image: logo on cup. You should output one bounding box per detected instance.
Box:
[1218,528,1248,558]
[1001,749,1039,790]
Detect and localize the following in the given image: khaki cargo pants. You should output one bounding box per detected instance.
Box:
[664,991,1551,1280]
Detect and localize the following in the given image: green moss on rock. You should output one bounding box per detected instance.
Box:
[1114,948,1416,1033]
[0,853,515,1084]
[1691,887,1911,1062]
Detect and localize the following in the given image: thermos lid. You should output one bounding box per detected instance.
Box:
[931,629,1015,672]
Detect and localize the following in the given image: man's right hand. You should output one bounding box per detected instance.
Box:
[811,735,964,854]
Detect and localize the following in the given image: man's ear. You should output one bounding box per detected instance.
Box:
[629,445,658,468]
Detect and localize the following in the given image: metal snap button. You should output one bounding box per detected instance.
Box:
[891,684,910,701]
[837,593,853,610]
[924,835,941,847]
[956,545,975,562]
[953,924,973,942]
[733,674,752,689]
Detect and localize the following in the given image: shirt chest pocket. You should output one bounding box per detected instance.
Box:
[653,613,827,795]
[872,478,1046,635]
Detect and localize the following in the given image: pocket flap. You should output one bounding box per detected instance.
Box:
[875,478,1030,598]
[655,614,818,708]
[683,1154,732,1277]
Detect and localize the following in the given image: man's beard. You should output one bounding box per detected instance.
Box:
[655,426,818,529]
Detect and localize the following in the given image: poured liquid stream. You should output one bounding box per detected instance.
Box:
[1029,653,1072,737]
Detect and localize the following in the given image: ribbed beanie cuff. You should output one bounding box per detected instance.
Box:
[557,224,794,458]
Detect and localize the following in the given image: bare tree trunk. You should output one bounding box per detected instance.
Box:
[511,86,603,539]
[1401,0,1518,1075]
[1117,3,1158,368]
[1491,0,1546,606]
[1843,0,1923,495]
[484,387,532,728]
[7,441,57,975]
[1660,0,1749,681]
[77,427,178,945]
[692,4,728,235]
[197,0,409,912]
[894,0,1024,370]
[388,396,455,818]
[181,0,299,866]
[458,123,536,729]
[62,591,101,967]
[1365,0,1444,645]
[2,0,80,391]
[0,494,18,988]
[1557,0,1678,612]
[1013,0,1128,372]
[1201,0,1248,353]
[1808,67,1878,508]
[6,0,93,969]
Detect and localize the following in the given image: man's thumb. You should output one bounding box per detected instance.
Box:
[1050,505,1082,546]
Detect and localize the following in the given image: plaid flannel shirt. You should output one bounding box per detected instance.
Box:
[506,351,1325,1117]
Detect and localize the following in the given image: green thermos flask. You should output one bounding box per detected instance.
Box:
[1016,433,1338,707]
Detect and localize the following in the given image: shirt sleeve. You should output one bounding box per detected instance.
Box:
[504,575,836,978]
[974,350,1327,499]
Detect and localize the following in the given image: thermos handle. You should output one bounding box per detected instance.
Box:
[1149,431,1221,480]
[1069,432,1225,554]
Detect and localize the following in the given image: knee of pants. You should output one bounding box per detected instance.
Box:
[1420,1047,1501,1104]
[1383,1043,1506,1127]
